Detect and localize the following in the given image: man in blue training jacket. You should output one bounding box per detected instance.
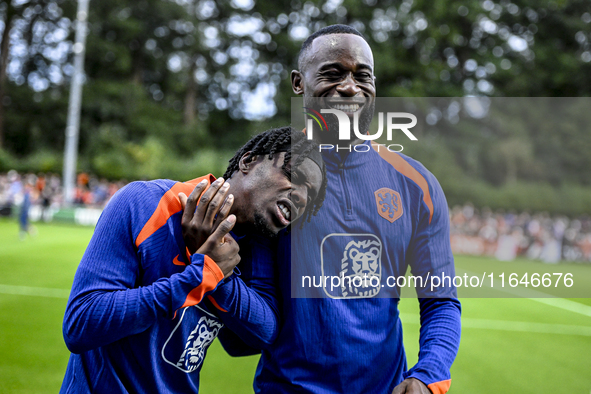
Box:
[60,127,326,393]
[221,25,462,394]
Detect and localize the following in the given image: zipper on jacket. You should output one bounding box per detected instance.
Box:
[338,161,354,219]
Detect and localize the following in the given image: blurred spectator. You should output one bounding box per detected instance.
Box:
[7,170,23,205]
[450,204,591,263]
[0,170,123,217]
[2,171,590,263]
[18,182,36,239]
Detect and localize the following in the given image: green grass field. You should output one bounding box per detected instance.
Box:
[1,218,590,393]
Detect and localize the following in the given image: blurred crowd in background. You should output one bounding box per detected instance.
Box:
[0,170,124,214]
[450,204,591,264]
[2,170,590,264]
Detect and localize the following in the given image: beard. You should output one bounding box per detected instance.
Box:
[356,98,375,137]
[253,211,280,239]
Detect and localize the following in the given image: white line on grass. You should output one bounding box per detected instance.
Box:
[456,268,591,318]
[399,313,591,336]
[0,284,70,299]
[528,297,591,318]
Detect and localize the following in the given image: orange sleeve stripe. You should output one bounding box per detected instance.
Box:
[428,379,451,394]
[207,295,228,313]
[177,256,224,310]
[371,144,434,224]
[134,174,216,248]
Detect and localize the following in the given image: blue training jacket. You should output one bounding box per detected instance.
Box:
[251,142,461,394]
[60,175,278,393]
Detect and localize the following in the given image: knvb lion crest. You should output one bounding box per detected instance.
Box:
[176,315,222,372]
[374,188,403,223]
[161,306,223,374]
[340,239,382,298]
[320,233,383,299]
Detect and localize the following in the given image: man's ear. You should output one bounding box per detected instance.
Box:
[239,152,257,174]
[291,70,304,95]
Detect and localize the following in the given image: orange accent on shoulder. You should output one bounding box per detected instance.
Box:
[428,379,451,394]
[134,174,216,248]
[371,145,434,224]
[176,256,223,312]
[207,295,228,313]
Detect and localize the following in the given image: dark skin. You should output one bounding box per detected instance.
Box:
[392,378,432,394]
[227,152,322,236]
[293,33,431,394]
[292,34,376,148]
[179,177,239,278]
[178,151,323,278]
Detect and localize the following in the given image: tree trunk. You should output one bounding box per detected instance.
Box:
[21,10,41,82]
[183,55,197,125]
[0,2,17,149]
[131,40,144,86]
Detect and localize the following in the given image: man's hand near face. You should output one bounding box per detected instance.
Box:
[179,177,240,278]
[60,127,327,393]
[392,378,432,394]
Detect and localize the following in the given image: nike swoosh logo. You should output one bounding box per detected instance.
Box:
[172,254,185,266]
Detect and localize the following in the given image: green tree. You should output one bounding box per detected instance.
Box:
[1,0,590,214]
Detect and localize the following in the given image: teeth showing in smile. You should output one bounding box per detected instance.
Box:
[330,104,360,112]
[278,203,291,221]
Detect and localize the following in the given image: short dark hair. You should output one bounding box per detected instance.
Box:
[223,126,327,224]
[298,24,367,70]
